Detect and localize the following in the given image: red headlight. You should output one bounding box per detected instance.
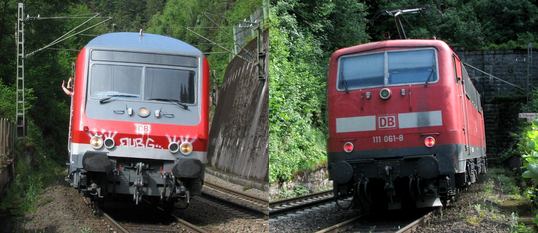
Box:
[424,136,436,148]
[343,142,354,153]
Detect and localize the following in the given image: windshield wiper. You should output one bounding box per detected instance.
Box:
[99,94,139,104]
[147,98,189,110]
[340,65,349,94]
[341,80,349,94]
[424,67,435,86]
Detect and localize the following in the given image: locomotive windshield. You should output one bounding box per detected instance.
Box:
[89,50,197,104]
[144,68,195,104]
[337,48,437,90]
[90,64,142,98]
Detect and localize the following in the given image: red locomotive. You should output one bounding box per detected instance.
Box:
[65,32,209,209]
[327,39,486,210]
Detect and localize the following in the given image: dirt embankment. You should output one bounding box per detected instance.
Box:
[2,183,110,233]
[416,167,536,233]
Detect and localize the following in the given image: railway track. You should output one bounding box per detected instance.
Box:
[202,180,269,215]
[82,196,207,233]
[102,206,208,233]
[117,215,208,233]
[314,209,436,233]
[269,190,334,215]
[395,210,435,233]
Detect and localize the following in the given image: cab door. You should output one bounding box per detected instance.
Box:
[454,56,470,156]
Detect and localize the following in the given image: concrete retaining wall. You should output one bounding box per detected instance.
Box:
[207,30,268,186]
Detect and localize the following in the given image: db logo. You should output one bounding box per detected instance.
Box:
[135,123,151,135]
[378,115,397,129]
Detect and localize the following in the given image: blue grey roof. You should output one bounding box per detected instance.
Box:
[86,32,202,56]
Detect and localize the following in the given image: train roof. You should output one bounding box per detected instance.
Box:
[86,32,203,57]
[331,39,453,60]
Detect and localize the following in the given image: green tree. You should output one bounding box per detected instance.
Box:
[269,0,369,183]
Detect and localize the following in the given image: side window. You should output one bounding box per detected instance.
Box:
[453,55,462,81]
[461,66,482,112]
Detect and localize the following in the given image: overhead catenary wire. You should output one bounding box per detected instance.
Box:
[44,47,80,52]
[26,16,112,57]
[26,15,110,20]
[463,62,525,91]
[185,26,253,63]
[14,3,110,137]
[42,14,100,51]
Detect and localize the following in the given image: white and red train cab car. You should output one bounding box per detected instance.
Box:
[327,39,486,210]
[66,32,209,207]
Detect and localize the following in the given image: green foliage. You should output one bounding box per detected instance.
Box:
[366,0,538,49]
[520,123,538,182]
[515,89,538,229]
[269,6,324,183]
[147,0,262,86]
[510,212,535,233]
[0,120,63,215]
[80,227,94,233]
[86,0,164,32]
[276,184,310,199]
[269,1,369,183]
[0,79,17,119]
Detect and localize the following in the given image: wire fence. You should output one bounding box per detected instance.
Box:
[0,118,16,197]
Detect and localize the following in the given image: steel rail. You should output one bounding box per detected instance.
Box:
[153,206,209,233]
[82,196,206,233]
[314,215,364,233]
[202,180,269,215]
[102,212,130,233]
[395,210,434,233]
[269,190,334,215]
[170,215,209,233]
[81,197,130,233]
[314,209,435,233]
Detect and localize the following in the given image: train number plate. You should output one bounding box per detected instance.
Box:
[372,134,404,143]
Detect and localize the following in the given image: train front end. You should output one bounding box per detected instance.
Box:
[327,40,485,210]
[67,32,209,208]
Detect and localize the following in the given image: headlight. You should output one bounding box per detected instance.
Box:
[379,88,391,100]
[169,142,180,154]
[90,135,104,150]
[138,107,150,118]
[179,142,193,155]
[104,137,115,150]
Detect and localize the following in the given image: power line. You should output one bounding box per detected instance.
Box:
[14,2,111,138]
[185,26,253,63]
[26,15,112,57]
[44,47,80,52]
[31,14,100,55]
[26,15,109,20]
[463,62,525,91]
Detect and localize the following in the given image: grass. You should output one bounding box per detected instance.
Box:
[465,215,482,226]
[483,168,525,201]
[80,226,94,233]
[274,184,311,200]
[0,151,63,215]
[0,122,65,216]
[472,167,536,233]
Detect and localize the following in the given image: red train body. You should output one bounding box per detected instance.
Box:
[66,32,209,208]
[327,39,486,210]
